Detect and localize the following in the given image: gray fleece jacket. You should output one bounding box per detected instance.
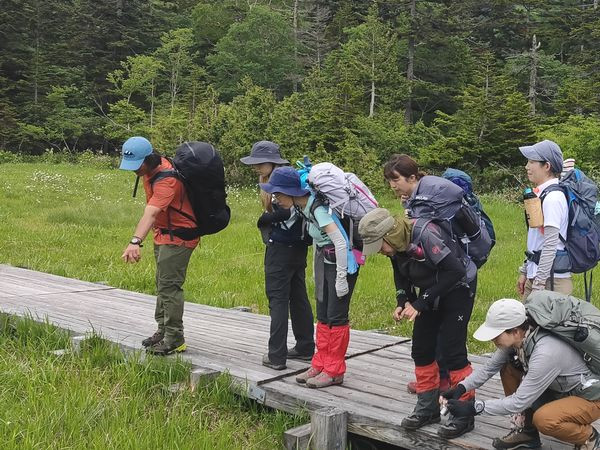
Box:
[461,333,599,415]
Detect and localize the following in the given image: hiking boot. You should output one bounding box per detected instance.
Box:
[306,372,344,388]
[146,340,186,356]
[141,331,164,348]
[296,367,321,384]
[262,354,286,370]
[287,347,313,361]
[438,415,475,439]
[401,412,441,430]
[491,427,541,449]
[575,427,600,450]
[401,389,441,430]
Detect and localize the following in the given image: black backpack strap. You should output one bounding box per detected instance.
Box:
[149,169,198,238]
[149,170,177,185]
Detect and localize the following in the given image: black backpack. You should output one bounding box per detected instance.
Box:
[145,142,231,238]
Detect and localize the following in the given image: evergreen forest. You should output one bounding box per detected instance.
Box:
[2,0,600,186]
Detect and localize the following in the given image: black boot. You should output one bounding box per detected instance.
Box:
[401,389,441,430]
[438,414,475,439]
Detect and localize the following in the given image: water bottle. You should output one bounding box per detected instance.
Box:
[523,187,544,228]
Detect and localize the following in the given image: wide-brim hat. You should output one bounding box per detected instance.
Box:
[240,140,289,165]
[358,208,396,256]
[259,166,309,197]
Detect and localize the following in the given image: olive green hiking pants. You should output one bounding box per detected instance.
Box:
[154,244,194,346]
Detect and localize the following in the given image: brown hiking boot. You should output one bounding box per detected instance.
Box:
[575,427,600,450]
[491,428,541,449]
[146,340,186,356]
[142,331,164,348]
[306,372,343,388]
[296,367,321,384]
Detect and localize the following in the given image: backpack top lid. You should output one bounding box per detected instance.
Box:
[173,141,225,188]
[307,162,377,218]
[408,175,465,220]
[559,168,598,218]
[443,168,474,196]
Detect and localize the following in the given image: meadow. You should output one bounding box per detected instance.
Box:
[0,314,305,449]
[0,160,597,449]
[0,161,594,355]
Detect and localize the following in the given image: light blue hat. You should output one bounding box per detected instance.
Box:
[120,136,153,171]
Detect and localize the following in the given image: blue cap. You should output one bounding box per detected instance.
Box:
[120,136,153,171]
[259,167,310,197]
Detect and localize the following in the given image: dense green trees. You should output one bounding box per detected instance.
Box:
[1,0,599,184]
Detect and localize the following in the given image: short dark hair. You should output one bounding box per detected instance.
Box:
[505,318,531,335]
[143,152,162,170]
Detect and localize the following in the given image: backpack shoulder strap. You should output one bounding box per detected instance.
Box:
[149,170,177,186]
[539,183,565,202]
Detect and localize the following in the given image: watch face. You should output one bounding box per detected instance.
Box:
[474,400,484,414]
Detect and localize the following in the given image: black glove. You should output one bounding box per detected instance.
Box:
[256,208,291,228]
[447,399,477,417]
[441,383,466,401]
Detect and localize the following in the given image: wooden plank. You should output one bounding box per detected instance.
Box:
[283,423,312,450]
[310,407,346,450]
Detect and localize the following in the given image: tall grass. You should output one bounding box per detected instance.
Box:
[0,162,595,354]
[0,314,306,449]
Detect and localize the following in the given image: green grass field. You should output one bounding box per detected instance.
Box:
[0,314,305,449]
[0,161,597,448]
[0,162,594,354]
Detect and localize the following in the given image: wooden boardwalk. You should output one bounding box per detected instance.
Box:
[0,264,578,449]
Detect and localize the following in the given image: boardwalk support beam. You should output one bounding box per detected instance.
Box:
[310,407,346,450]
[189,367,220,391]
[283,423,312,450]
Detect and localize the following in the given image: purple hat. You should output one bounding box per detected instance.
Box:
[259,167,310,197]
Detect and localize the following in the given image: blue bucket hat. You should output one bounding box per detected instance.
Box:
[259,167,310,197]
[120,136,153,171]
[519,139,564,175]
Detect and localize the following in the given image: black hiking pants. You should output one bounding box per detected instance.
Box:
[265,242,315,365]
[411,284,475,371]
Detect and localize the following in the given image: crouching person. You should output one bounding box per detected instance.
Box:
[442,298,600,449]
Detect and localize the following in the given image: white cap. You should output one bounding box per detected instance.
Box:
[473,299,527,341]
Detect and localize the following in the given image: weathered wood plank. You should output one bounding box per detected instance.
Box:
[283,423,312,450]
[310,407,346,450]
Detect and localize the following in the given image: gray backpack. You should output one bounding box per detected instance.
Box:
[525,290,600,375]
[307,162,378,220]
[407,175,494,268]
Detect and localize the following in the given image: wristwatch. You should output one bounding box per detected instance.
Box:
[474,399,485,415]
[130,237,143,247]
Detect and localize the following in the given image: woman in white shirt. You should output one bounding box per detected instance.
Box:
[517,140,573,299]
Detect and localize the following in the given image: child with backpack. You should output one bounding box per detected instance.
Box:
[358,207,477,439]
[442,293,600,450]
[259,166,359,389]
[518,140,573,298]
[240,141,315,370]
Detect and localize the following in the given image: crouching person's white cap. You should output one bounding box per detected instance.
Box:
[473,299,527,341]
